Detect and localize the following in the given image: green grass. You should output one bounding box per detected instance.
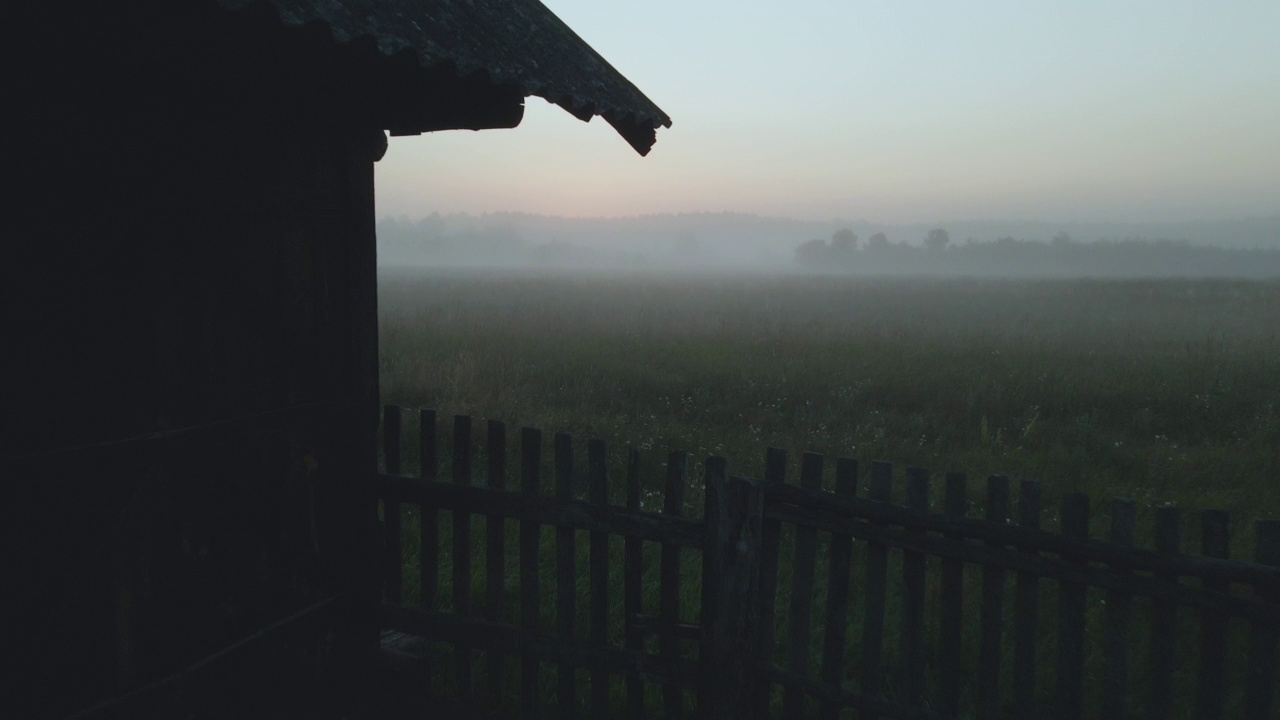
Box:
[380,270,1280,550]
[376,269,1280,718]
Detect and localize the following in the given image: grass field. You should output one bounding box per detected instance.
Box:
[379,269,1280,552]
[376,269,1280,716]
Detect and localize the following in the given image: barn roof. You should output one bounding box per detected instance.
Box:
[217,0,671,155]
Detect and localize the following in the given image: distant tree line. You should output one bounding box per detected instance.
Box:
[794,228,1280,278]
[377,215,629,268]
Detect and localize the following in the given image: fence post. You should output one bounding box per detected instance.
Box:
[1150,506,1180,720]
[1245,520,1280,719]
[700,469,764,720]
[382,405,403,605]
[1196,509,1230,720]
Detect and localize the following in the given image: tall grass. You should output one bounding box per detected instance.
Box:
[379,269,1280,555]
[377,270,1278,717]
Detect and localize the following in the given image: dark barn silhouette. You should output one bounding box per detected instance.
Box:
[5,2,667,716]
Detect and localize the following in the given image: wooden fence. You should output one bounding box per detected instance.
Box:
[375,406,1280,720]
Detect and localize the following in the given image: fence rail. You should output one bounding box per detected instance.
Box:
[375,405,1280,719]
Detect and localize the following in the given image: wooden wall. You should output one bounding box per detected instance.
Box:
[6,4,383,716]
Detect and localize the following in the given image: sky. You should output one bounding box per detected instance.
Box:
[375,1,1280,225]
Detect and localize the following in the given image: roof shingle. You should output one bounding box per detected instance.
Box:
[217,0,671,154]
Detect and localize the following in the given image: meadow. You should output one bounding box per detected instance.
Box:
[376,269,1280,716]
[379,269,1280,553]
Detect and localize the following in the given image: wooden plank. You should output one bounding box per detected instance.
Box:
[660,451,689,718]
[861,460,893,718]
[938,473,967,717]
[588,439,610,720]
[520,427,542,717]
[391,467,1280,594]
[1012,480,1041,720]
[383,405,403,605]
[555,432,578,719]
[632,615,703,643]
[452,415,473,704]
[1149,506,1180,720]
[706,471,762,717]
[1245,520,1279,720]
[900,467,929,708]
[417,409,439,685]
[700,471,765,720]
[1196,510,1230,720]
[624,447,645,720]
[485,419,507,695]
[1008,479,1039,720]
[378,473,704,548]
[1055,493,1088,720]
[1101,499,1135,719]
[81,594,353,720]
[755,447,787,718]
[757,482,1279,590]
[978,475,1010,720]
[760,663,952,720]
[818,458,858,720]
[699,457,721,719]
[420,409,439,612]
[783,453,824,718]
[757,500,1276,622]
[381,604,700,690]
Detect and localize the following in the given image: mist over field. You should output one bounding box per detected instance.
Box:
[378,268,1280,552]
[361,3,1280,713]
[376,212,1280,277]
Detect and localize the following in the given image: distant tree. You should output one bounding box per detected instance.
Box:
[924,228,950,251]
[831,228,858,253]
[794,238,829,266]
[866,232,889,251]
[1051,231,1073,247]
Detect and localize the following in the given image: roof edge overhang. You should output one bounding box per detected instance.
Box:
[217,0,670,155]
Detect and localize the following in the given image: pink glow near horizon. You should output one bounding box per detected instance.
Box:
[375,1,1280,225]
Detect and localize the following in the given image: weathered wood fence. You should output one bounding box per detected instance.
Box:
[375,406,1280,720]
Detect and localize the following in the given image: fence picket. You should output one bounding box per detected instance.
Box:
[416,409,439,686]
[661,451,689,718]
[818,458,858,720]
[555,432,577,718]
[372,407,1280,720]
[451,415,473,704]
[979,476,1010,719]
[1245,520,1279,719]
[939,473,967,716]
[860,461,893,719]
[756,448,787,718]
[624,447,645,720]
[783,453,824,718]
[485,419,507,695]
[1012,479,1041,719]
[420,409,439,613]
[901,468,929,707]
[588,439,610,719]
[1101,499,1135,718]
[701,469,764,720]
[520,427,542,716]
[698,456,722,719]
[1150,506,1181,720]
[1056,493,1089,720]
[1196,510,1230,720]
[383,406,403,605]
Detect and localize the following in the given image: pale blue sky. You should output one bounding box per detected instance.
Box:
[376,1,1280,224]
